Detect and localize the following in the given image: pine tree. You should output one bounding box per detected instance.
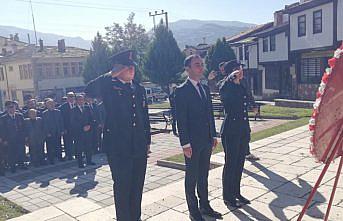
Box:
[83,32,111,83]
[143,22,184,93]
[206,37,236,72]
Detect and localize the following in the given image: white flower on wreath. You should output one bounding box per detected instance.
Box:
[334,49,342,59]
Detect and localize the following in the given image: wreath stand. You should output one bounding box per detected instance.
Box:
[297,119,343,221]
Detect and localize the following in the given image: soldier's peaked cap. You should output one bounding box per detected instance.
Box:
[109,49,137,66]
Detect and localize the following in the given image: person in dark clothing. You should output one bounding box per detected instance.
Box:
[59,92,76,160]
[25,109,45,167]
[219,61,252,208]
[168,86,178,136]
[85,49,151,221]
[97,100,106,153]
[0,101,27,173]
[85,96,101,153]
[71,94,96,168]
[42,99,64,164]
[175,55,222,221]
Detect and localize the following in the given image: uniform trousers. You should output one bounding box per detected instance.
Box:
[75,132,93,166]
[28,141,44,166]
[46,134,60,163]
[222,130,249,201]
[63,131,74,159]
[107,154,147,221]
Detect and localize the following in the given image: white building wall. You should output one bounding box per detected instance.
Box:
[290,2,334,51]
[37,77,85,91]
[259,32,288,62]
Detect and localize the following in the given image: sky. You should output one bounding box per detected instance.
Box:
[1,0,297,40]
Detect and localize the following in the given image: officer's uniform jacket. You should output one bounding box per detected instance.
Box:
[219,79,251,137]
[42,109,64,137]
[0,113,25,143]
[85,73,151,158]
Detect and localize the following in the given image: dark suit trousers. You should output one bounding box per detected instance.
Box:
[107,155,147,221]
[222,131,249,201]
[29,142,44,166]
[75,132,93,165]
[63,131,74,159]
[184,145,212,216]
[46,135,59,163]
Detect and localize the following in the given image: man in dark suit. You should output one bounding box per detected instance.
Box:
[0,101,27,173]
[169,86,178,136]
[85,49,151,221]
[71,94,95,168]
[59,92,76,160]
[24,109,45,167]
[175,55,222,221]
[42,99,64,164]
[85,96,101,153]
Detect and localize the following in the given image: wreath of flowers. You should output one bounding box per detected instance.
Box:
[309,45,343,160]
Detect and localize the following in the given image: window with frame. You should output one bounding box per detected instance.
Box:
[313,10,322,34]
[300,57,328,83]
[55,64,62,77]
[263,37,268,52]
[71,62,77,76]
[270,35,276,51]
[265,65,280,90]
[298,15,306,37]
[244,46,249,60]
[239,47,243,60]
[36,64,43,78]
[79,62,84,75]
[63,63,70,77]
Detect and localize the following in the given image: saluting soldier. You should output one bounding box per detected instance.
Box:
[71,94,95,168]
[219,61,251,208]
[85,49,151,221]
[0,101,27,173]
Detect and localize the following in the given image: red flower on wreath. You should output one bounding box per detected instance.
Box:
[328,57,336,68]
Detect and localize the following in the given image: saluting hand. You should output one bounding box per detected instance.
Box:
[183,147,192,158]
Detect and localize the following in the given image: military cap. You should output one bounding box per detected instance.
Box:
[109,49,137,66]
[228,70,240,81]
[5,100,15,107]
[224,60,243,74]
[66,92,75,97]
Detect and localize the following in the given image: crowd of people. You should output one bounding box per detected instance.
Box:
[0,92,106,176]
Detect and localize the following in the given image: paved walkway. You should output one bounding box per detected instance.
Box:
[2,121,342,220]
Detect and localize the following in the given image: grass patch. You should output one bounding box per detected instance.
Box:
[149,102,170,109]
[164,117,309,164]
[250,105,312,119]
[0,196,28,221]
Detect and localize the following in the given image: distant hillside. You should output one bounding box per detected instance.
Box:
[0,25,91,49]
[169,19,255,48]
[1,19,256,50]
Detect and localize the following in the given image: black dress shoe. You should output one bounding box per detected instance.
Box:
[237,195,250,204]
[189,214,205,221]
[224,199,242,208]
[200,207,222,219]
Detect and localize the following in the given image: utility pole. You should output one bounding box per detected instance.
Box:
[29,0,38,45]
[149,10,168,30]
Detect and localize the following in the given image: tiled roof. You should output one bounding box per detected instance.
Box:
[284,0,333,14]
[226,22,274,43]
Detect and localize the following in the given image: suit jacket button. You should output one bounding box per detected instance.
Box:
[233,118,236,120]
[244,102,247,106]
[132,95,135,99]
[133,104,136,108]
[244,117,247,120]
[133,123,136,127]
[106,129,110,132]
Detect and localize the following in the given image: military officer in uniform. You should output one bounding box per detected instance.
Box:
[219,61,251,208]
[85,49,151,221]
[175,55,222,221]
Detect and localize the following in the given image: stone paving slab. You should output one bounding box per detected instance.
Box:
[5,124,343,220]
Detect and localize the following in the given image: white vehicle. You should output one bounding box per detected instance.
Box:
[145,87,168,104]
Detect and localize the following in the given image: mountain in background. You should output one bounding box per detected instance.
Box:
[169,19,255,48]
[0,19,255,50]
[0,25,91,49]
